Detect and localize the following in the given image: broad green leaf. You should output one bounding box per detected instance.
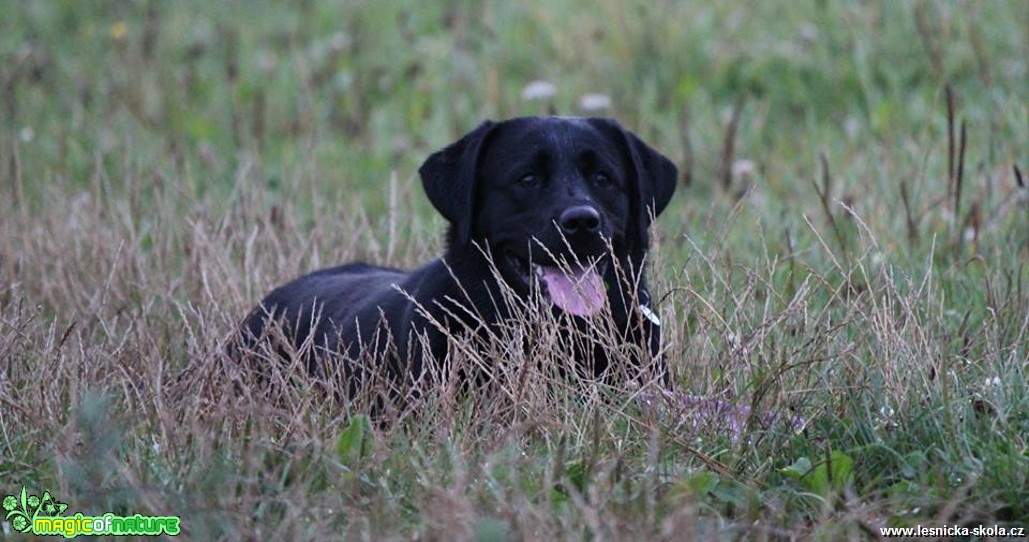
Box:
[336,414,373,464]
[781,457,813,481]
[683,470,720,495]
[794,451,854,494]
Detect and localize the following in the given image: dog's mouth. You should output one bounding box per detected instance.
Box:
[502,249,608,317]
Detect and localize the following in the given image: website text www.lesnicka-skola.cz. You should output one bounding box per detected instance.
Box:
[880,524,1025,538]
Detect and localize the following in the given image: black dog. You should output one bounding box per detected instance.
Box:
[237,116,677,398]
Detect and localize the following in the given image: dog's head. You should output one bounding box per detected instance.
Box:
[420,116,677,316]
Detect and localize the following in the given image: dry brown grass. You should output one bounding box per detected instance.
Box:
[2,1,1027,539]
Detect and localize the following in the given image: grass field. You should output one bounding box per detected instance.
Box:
[1,1,1027,540]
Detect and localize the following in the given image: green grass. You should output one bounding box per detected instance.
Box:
[1,1,1026,539]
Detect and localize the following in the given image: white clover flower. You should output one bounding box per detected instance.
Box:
[579,93,612,112]
[521,80,556,101]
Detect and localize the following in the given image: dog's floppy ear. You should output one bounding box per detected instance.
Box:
[589,118,677,244]
[419,121,497,247]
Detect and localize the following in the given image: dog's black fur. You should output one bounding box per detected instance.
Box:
[237,116,677,397]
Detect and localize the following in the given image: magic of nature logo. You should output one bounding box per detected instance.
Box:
[3,486,180,538]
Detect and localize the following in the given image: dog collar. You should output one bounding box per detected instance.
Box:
[639,290,661,327]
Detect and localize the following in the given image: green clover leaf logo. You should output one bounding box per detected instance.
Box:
[4,487,67,533]
[4,487,33,533]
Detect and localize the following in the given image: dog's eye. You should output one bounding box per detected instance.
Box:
[518,173,538,187]
[594,172,612,187]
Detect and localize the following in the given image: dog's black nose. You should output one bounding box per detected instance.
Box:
[558,205,601,235]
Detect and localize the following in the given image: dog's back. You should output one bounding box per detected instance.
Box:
[238,263,407,364]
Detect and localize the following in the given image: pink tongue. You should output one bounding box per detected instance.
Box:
[541,266,605,316]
